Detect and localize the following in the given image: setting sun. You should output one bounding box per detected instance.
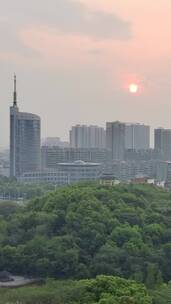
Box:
[129,83,138,94]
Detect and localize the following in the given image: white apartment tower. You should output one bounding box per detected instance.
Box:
[70,125,106,149]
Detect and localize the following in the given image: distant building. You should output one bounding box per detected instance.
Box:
[131,177,155,185]
[42,137,69,147]
[0,149,10,177]
[100,174,120,186]
[57,160,102,184]
[125,148,161,161]
[10,75,41,177]
[125,123,150,150]
[106,121,125,160]
[41,146,111,169]
[155,128,171,160]
[106,122,151,161]
[18,170,69,185]
[104,160,158,182]
[70,125,106,149]
[19,161,102,185]
[156,161,171,182]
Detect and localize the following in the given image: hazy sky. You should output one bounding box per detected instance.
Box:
[1,0,171,147]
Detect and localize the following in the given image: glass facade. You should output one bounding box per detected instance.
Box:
[10,106,41,177]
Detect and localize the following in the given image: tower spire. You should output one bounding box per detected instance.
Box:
[13,74,17,106]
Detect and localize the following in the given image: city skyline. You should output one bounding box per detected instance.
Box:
[7,77,171,183]
[4,75,171,153]
[2,82,171,151]
[2,74,171,151]
[0,75,170,148]
[1,1,171,146]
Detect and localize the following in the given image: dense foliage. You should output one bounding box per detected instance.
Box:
[0,275,152,304]
[0,176,55,200]
[150,283,171,304]
[0,183,171,287]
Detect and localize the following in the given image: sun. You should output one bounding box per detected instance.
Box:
[129,83,138,94]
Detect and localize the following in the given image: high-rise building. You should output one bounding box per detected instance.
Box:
[10,75,41,177]
[70,125,106,149]
[106,121,125,160]
[125,123,150,150]
[155,128,171,160]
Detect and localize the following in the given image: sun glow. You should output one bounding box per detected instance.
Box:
[122,74,144,96]
[129,83,138,94]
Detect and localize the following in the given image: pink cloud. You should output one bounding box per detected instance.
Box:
[19,26,107,67]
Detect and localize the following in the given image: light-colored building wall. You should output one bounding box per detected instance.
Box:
[19,161,102,185]
[18,170,69,185]
[57,160,102,184]
[106,121,125,160]
[70,125,106,149]
[41,146,111,169]
[105,160,157,182]
[155,128,171,161]
[125,123,150,150]
[156,161,171,181]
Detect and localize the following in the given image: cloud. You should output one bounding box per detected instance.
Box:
[19,26,105,67]
[44,0,131,40]
[2,0,131,41]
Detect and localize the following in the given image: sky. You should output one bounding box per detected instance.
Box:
[1,0,171,147]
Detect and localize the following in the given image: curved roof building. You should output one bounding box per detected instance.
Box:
[10,75,41,177]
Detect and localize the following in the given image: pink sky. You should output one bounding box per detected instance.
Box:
[1,0,171,146]
[19,0,171,76]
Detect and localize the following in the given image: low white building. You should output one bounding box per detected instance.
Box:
[57,160,102,184]
[18,161,102,185]
[18,170,69,186]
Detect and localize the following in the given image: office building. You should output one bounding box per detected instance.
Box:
[125,148,161,161]
[106,121,125,160]
[156,161,171,182]
[41,146,111,169]
[70,125,106,149]
[18,170,69,185]
[104,160,158,182]
[19,161,102,185]
[155,128,171,160]
[125,123,150,150]
[57,160,102,184]
[10,75,41,177]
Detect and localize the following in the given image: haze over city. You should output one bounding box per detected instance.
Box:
[1,2,171,301]
[1,0,171,147]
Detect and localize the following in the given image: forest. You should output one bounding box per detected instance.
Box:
[0,176,55,199]
[0,275,152,304]
[0,183,171,303]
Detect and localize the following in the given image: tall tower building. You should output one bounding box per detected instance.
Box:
[70,125,106,149]
[106,121,125,160]
[125,123,150,150]
[10,75,41,178]
[155,128,171,160]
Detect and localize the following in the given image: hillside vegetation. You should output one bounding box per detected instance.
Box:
[0,183,171,288]
[0,275,152,304]
[0,176,54,199]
